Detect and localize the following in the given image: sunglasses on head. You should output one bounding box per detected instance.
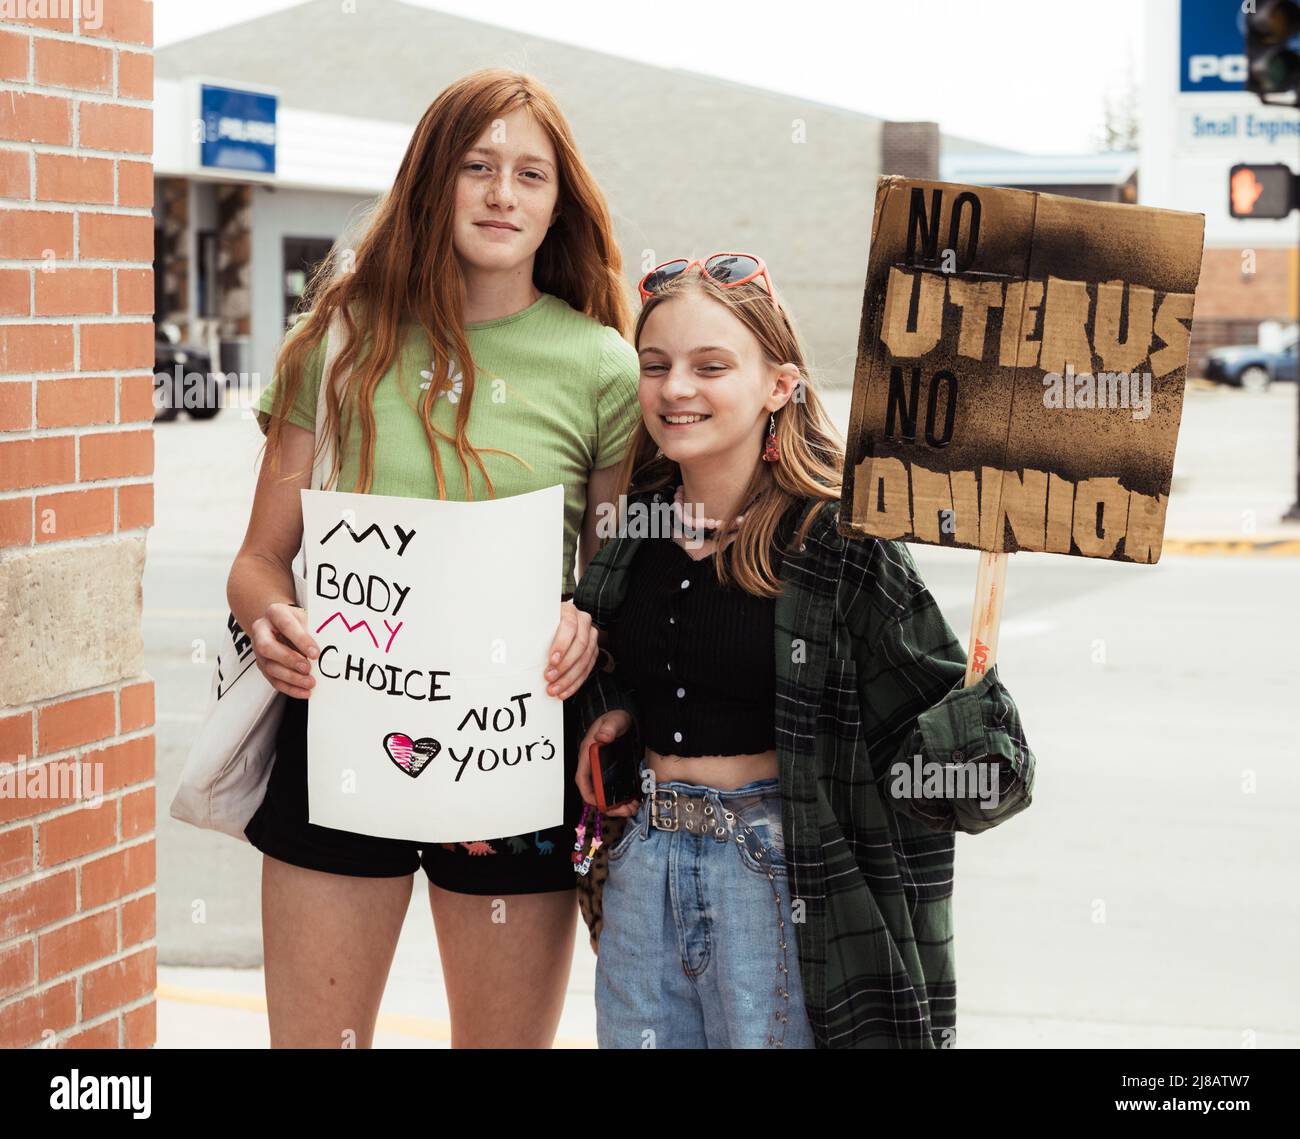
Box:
[638,252,780,312]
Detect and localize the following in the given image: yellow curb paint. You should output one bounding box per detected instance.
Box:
[157,983,266,1013]
[142,608,228,620]
[155,983,595,1047]
[1162,538,1300,556]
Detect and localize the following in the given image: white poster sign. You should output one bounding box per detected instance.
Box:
[299,483,564,842]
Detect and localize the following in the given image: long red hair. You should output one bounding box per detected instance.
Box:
[260,68,632,496]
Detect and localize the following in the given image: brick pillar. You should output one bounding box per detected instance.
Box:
[880,121,940,180]
[0,1,157,1049]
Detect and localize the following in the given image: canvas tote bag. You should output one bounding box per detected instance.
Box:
[168,310,349,841]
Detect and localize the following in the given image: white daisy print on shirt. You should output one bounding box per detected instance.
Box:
[419,357,464,403]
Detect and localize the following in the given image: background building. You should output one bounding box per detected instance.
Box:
[151,0,1015,392]
[1142,0,1300,362]
[940,152,1139,203]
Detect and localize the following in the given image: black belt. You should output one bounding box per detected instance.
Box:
[647,786,773,864]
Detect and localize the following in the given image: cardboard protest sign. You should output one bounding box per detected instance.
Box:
[840,177,1206,564]
[299,483,564,843]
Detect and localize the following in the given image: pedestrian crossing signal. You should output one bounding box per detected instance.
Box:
[1229,163,1295,218]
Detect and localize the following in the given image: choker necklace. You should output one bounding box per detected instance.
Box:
[671,484,752,538]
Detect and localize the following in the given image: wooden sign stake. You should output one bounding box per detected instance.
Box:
[965,550,1008,687]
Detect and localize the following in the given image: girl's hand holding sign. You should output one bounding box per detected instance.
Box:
[251,601,320,700]
[544,600,599,699]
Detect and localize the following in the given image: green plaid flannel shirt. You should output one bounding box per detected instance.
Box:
[573,489,1036,1049]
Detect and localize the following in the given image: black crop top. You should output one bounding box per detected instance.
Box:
[607,528,781,757]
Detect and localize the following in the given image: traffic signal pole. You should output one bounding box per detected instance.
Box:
[1288,183,1300,519]
[1288,101,1300,520]
[1242,0,1300,520]
[1286,75,1300,522]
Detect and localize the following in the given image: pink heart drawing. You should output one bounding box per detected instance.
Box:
[383,732,441,778]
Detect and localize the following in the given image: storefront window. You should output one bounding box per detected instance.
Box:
[196,230,219,318]
[283,237,335,328]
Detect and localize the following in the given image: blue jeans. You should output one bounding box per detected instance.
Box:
[594,769,816,1048]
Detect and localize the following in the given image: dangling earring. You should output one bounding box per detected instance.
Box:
[762,411,781,462]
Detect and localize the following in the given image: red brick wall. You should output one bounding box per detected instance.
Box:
[1184,247,1297,371]
[1195,246,1296,321]
[0,0,156,1049]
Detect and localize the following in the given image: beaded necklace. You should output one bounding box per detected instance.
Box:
[670,483,758,540]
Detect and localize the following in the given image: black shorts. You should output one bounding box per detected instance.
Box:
[244,691,583,895]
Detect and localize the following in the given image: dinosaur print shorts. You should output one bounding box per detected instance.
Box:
[244,690,582,895]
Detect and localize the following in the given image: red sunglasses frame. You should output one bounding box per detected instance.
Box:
[637,252,780,312]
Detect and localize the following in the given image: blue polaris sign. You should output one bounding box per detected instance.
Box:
[1180,0,1247,92]
[200,84,277,174]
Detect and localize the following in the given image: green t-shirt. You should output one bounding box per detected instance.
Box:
[255,292,641,595]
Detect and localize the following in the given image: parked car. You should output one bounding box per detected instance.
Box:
[1201,337,1297,391]
[154,322,219,420]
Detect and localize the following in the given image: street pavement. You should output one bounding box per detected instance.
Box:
[146,379,1300,1048]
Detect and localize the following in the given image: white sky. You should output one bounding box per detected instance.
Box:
[154,0,1145,155]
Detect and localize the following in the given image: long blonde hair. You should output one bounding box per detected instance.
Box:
[260,68,632,497]
[611,270,845,597]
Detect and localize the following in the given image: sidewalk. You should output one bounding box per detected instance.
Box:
[1157,380,1300,552]
[152,379,1300,1050]
[157,898,601,1048]
[156,863,1300,1049]
[155,962,1300,1049]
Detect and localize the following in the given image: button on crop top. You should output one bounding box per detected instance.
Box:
[607,529,781,757]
